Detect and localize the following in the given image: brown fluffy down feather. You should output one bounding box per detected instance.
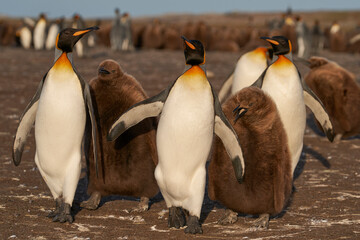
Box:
[305,56,360,139]
[86,59,159,198]
[209,87,292,216]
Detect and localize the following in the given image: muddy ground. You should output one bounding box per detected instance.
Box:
[0,46,359,239]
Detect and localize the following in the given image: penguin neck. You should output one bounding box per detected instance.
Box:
[53,51,73,71]
[183,64,206,76]
[272,55,292,68]
[54,47,73,65]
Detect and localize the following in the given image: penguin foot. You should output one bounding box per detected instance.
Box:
[218,209,238,225]
[184,215,202,234]
[80,191,101,210]
[47,198,62,218]
[130,197,149,213]
[53,202,74,223]
[168,207,186,229]
[252,213,269,229]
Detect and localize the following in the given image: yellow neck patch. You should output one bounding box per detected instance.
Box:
[53,52,73,71]
[179,66,208,90]
[273,55,292,68]
[249,47,267,59]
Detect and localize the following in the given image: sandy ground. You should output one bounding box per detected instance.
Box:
[0,46,359,239]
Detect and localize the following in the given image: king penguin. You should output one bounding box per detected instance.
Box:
[252,36,334,174]
[108,36,245,234]
[12,26,99,223]
[33,13,47,50]
[218,47,273,103]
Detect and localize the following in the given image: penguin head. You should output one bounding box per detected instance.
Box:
[260,36,292,55]
[56,26,99,53]
[97,59,123,81]
[181,36,205,66]
[232,87,274,124]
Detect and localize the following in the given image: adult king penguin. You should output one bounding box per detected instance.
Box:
[108,36,245,234]
[12,26,99,223]
[252,36,334,174]
[218,47,273,103]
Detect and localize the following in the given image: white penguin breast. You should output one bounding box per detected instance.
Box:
[156,80,214,180]
[232,54,267,94]
[262,64,306,173]
[35,68,86,170]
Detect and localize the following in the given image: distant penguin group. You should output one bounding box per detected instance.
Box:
[12,28,339,235]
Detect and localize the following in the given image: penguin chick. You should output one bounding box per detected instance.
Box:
[305,56,360,141]
[81,59,159,211]
[209,86,292,229]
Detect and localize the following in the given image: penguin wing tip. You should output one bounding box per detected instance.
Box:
[12,149,22,166]
[107,121,126,141]
[326,128,335,143]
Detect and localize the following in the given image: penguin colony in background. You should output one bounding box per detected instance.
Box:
[12,27,338,234]
[108,36,245,234]
[13,26,99,223]
[80,59,159,212]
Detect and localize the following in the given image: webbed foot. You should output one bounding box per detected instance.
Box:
[130,197,149,213]
[168,207,186,229]
[185,215,202,234]
[218,208,238,225]
[252,213,269,229]
[80,191,101,210]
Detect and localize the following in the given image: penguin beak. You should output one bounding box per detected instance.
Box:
[99,66,110,74]
[233,106,248,123]
[73,26,99,37]
[260,36,279,46]
[181,36,196,50]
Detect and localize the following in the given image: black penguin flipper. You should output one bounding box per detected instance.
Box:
[12,74,46,166]
[108,81,175,141]
[298,70,334,142]
[211,86,245,183]
[251,68,268,89]
[218,70,234,103]
[84,83,100,176]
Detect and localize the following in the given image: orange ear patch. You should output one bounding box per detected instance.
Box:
[184,40,196,50]
[266,39,279,45]
[73,29,90,36]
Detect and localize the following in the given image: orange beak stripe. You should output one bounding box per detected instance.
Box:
[266,39,279,45]
[73,29,91,36]
[185,40,196,50]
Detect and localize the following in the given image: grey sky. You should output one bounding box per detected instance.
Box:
[1,0,359,19]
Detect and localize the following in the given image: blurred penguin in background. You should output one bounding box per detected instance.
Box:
[45,17,64,50]
[72,13,88,57]
[305,56,360,142]
[295,15,310,58]
[119,12,134,51]
[311,19,324,55]
[18,18,34,49]
[110,8,122,51]
[33,13,47,50]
